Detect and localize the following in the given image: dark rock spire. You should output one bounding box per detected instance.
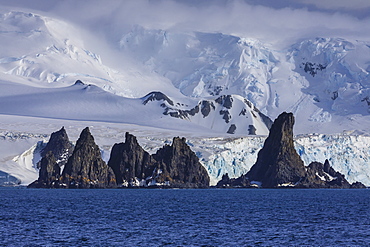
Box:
[28,126,72,188]
[246,112,306,187]
[152,137,210,188]
[61,127,116,188]
[108,132,154,186]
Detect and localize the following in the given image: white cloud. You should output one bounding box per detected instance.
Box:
[1,0,369,48]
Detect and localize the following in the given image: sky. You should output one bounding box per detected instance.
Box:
[1,0,370,49]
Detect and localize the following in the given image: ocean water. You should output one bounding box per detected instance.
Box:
[0,188,369,246]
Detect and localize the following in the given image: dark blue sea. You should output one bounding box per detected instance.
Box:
[0,188,369,246]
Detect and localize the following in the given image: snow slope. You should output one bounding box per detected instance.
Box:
[0,80,271,135]
[0,11,179,98]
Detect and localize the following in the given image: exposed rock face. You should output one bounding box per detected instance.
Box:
[74,80,85,86]
[200,100,215,117]
[301,159,366,188]
[108,134,210,188]
[108,132,154,186]
[246,112,307,187]
[142,91,174,106]
[61,127,116,188]
[29,127,209,189]
[40,126,73,166]
[28,151,60,188]
[227,124,237,134]
[248,125,256,135]
[152,137,210,188]
[310,160,350,188]
[302,62,326,77]
[29,127,72,188]
[142,91,272,135]
[350,181,367,189]
[215,95,233,109]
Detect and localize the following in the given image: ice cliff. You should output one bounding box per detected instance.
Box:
[200,133,370,186]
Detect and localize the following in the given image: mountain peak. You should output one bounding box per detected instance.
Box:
[74,80,86,86]
[142,91,174,106]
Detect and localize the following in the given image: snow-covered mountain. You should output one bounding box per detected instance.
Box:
[1,8,370,186]
[289,38,370,116]
[0,11,272,135]
[1,10,370,135]
[117,26,370,134]
[143,92,272,135]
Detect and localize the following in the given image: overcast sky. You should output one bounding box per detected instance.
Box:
[1,0,370,48]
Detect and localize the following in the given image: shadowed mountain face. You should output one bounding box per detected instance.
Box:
[246,112,306,187]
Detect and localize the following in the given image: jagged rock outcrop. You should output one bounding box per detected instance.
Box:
[61,127,116,188]
[107,134,210,188]
[108,132,154,186]
[40,126,73,167]
[218,158,366,189]
[152,137,210,188]
[350,181,367,189]
[305,160,350,188]
[74,79,85,86]
[28,151,60,188]
[28,126,72,188]
[29,127,209,189]
[246,112,307,187]
[301,159,366,188]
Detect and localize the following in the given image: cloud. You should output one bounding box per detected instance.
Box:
[1,0,369,48]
